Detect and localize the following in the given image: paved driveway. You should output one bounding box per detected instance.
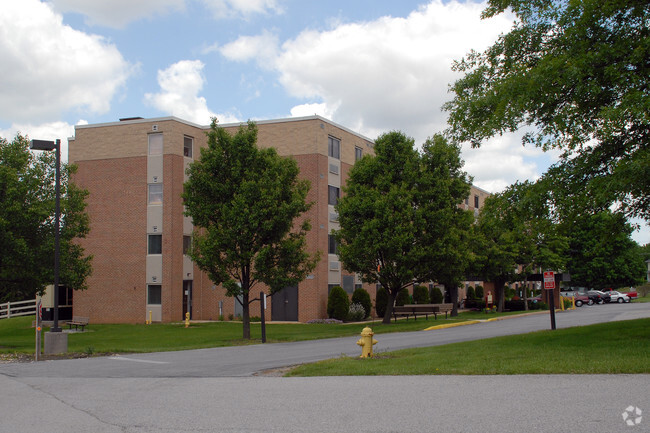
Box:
[1,303,648,432]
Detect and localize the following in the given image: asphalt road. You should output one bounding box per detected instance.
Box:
[1,303,648,433]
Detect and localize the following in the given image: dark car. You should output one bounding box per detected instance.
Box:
[587,290,610,304]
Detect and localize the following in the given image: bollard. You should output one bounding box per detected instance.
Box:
[185,312,190,328]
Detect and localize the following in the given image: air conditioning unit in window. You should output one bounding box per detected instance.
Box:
[329,163,339,175]
[329,261,340,271]
[152,125,158,131]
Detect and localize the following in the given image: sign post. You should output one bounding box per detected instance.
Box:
[35,300,42,361]
[260,292,267,344]
[543,271,557,330]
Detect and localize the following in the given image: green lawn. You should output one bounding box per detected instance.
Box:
[286,318,650,376]
[0,310,531,356]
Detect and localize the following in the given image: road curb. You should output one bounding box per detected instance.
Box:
[422,310,561,331]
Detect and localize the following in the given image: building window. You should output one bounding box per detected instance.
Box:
[183,236,192,255]
[149,184,163,204]
[149,134,163,155]
[148,235,162,254]
[183,136,193,158]
[328,136,340,159]
[355,146,362,161]
[465,197,469,205]
[328,235,338,255]
[328,186,339,205]
[474,195,479,209]
[147,285,162,305]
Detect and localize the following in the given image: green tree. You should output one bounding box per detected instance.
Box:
[327,286,350,321]
[444,0,650,220]
[412,285,430,304]
[0,135,92,302]
[335,132,472,324]
[183,120,319,339]
[563,210,645,290]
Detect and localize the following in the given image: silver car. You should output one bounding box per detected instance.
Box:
[607,291,630,303]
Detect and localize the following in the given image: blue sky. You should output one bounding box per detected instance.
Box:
[1,0,647,244]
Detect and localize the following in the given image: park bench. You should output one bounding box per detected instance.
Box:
[66,316,89,331]
[392,303,454,322]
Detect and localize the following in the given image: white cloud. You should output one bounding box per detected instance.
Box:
[0,120,86,163]
[0,0,131,124]
[144,60,239,125]
[219,1,561,192]
[50,0,185,28]
[219,29,279,64]
[290,102,339,120]
[200,0,284,19]
[273,0,513,144]
[50,0,283,28]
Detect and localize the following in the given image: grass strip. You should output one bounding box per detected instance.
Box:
[286,318,650,376]
[0,310,526,355]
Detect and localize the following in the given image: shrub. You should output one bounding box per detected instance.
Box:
[413,285,430,304]
[430,287,443,304]
[475,285,484,299]
[504,300,526,311]
[351,288,372,319]
[465,299,486,310]
[395,288,410,306]
[327,286,350,321]
[375,287,388,317]
[347,303,366,322]
[466,286,476,300]
[306,318,343,324]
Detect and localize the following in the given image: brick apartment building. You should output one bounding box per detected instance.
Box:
[68,115,488,324]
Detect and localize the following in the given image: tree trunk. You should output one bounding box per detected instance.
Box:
[382,290,396,324]
[447,284,459,317]
[523,276,529,311]
[494,278,506,312]
[242,290,251,339]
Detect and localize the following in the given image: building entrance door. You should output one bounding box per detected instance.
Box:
[271,285,298,321]
[183,280,193,320]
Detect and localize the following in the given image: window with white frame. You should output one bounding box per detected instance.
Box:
[149,134,163,155]
[328,185,339,206]
[147,285,162,304]
[355,146,362,161]
[183,136,193,158]
[148,235,162,255]
[328,136,340,159]
[148,184,163,204]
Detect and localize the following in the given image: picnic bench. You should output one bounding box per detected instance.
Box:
[66,316,89,331]
[392,303,454,322]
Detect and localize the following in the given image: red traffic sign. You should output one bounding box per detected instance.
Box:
[543,271,555,289]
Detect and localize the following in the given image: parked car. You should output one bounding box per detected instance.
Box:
[607,291,630,303]
[571,293,592,307]
[603,288,638,299]
[586,290,609,304]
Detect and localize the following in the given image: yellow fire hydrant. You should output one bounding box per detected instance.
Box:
[356,326,378,358]
[185,312,190,328]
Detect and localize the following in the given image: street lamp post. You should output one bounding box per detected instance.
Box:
[30,139,62,333]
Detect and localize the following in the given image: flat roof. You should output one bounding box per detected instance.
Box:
[74,114,375,144]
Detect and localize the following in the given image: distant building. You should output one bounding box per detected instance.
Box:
[69,115,488,323]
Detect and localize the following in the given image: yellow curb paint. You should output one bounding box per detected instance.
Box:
[423,320,481,331]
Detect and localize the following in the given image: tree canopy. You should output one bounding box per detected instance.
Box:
[334,131,472,323]
[183,120,318,339]
[444,0,650,220]
[563,210,645,290]
[0,134,92,302]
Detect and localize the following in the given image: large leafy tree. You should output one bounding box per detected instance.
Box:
[183,120,319,339]
[444,0,650,220]
[335,132,472,324]
[0,135,92,302]
[563,210,645,290]
[470,181,568,312]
